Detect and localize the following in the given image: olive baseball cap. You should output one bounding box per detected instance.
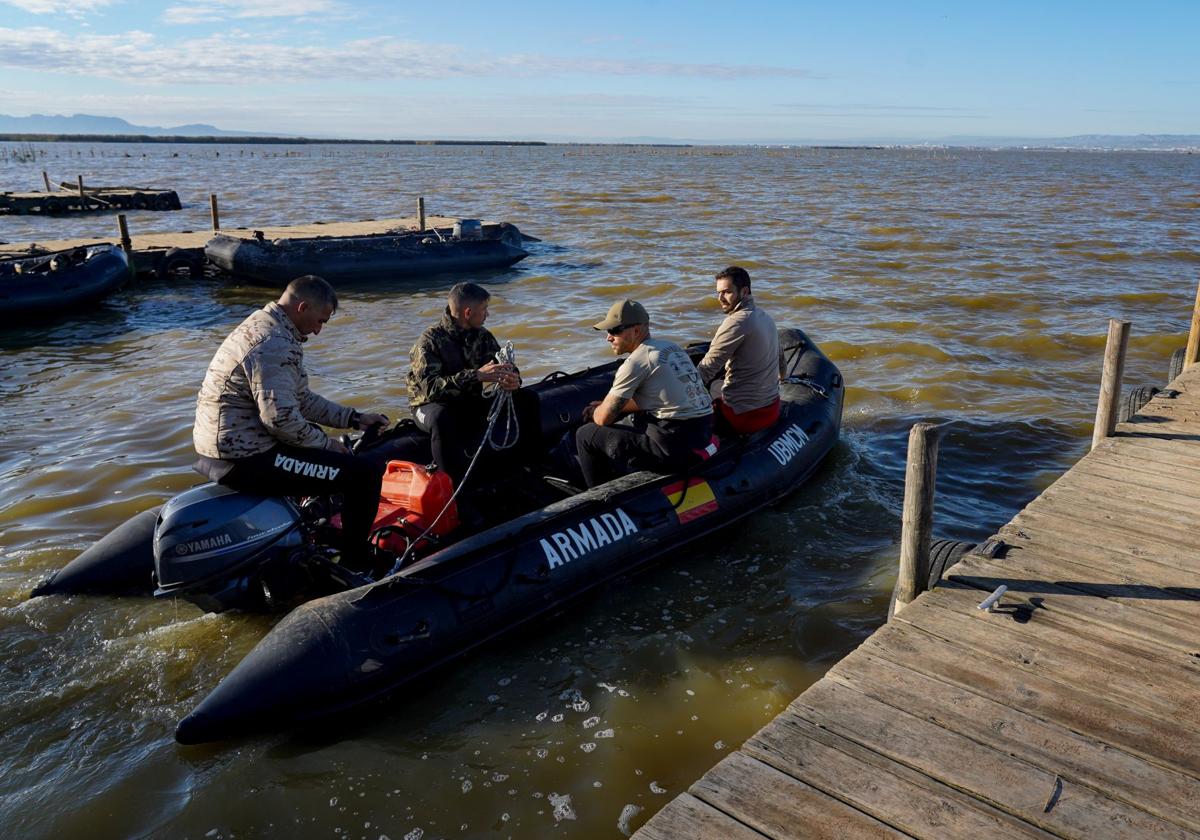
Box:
[593,299,650,330]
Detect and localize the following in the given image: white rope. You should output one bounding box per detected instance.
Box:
[382,341,520,577]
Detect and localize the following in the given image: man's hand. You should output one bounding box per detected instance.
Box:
[581,400,601,423]
[357,411,389,430]
[478,362,519,390]
[327,438,351,455]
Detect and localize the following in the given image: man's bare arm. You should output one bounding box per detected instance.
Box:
[594,394,639,426]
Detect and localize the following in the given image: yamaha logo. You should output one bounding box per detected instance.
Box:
[177,533,235,555]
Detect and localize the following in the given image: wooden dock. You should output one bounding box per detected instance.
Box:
[0,213,461,277]
[0,184,181,215]
[637,364,1200,838]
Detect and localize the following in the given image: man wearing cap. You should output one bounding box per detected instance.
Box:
[697,266,781,435]
[574,299,713,488]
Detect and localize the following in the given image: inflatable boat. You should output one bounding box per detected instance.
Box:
[32,328,843,743]
[0,244,130,317]
[204,221,530,285]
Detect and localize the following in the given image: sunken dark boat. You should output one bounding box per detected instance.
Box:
[0,244,130,317]
[204,221,530,285]
[32,329,843,744]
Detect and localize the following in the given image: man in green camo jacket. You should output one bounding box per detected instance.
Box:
[407,282,519,484]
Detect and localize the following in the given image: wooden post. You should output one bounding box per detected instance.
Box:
[209,193,220,231]
[77,175,85,197]
[42,171,51,192]
[1185,278,1200,372]
[417,196,426,232]
[116,214,132,253]
[895,422,939,614]
[1091,318,1131,450]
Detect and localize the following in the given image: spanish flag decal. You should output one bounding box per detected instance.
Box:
[663,477,718,524]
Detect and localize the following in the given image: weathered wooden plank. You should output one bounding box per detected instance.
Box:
[636,792,769,840]
[787,679,1193,838]
[893,591,1200,734]
[1036,460,1200,518]
[1097,436,1200,469]
[861,620,1200,778]
[993,529,1200,596]
[1006,509,1200,572]
[828,648,1200,831]
[745,708,1053,838]
[690,751,908,839]
[941,553,1200,651]
[1021,487,1200,549]
[1063,458,1200,505]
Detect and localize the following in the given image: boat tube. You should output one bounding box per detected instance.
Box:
[204,222,530,285]
[31,328,843,743]
[0,244,130,317]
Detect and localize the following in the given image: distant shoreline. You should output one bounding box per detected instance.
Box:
[0,134,1195,152]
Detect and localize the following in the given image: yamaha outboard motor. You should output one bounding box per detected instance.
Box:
[153,483,312,613]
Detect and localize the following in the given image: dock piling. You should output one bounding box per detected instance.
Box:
[1091,318,1131,450]
[1185,278,1200,372]
[209,194,220,232]
[116,214,132,254]
[42,171,51,192]
[895,422,939,614]
[77,175,85,199]
[418,196,426,233]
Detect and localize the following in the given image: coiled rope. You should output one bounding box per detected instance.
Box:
[382,341,520,576]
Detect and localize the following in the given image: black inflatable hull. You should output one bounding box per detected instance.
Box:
[204,224,529,285]
[175,330,844,744]
[31,506,160,597]
[0,244,130,316]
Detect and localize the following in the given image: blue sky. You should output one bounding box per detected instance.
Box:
[0,0,1196,141]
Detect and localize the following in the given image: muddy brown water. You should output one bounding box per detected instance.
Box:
[1,143,1197,838]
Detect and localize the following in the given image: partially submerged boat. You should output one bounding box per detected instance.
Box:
[0,244,131,317]
[205,220,531,285]
[32,328,844,743]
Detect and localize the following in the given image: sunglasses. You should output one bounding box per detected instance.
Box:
[606,324,632,336]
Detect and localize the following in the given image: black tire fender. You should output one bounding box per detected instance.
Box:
[1169,347,1185,384]
[888,539,975,619]
[158,247,204,280]
[1118,385,1160,423]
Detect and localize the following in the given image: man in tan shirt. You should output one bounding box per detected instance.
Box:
[696,266,781,435]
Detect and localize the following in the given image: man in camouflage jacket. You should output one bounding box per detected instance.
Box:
[194,275,387,567]
[407,282,519,484]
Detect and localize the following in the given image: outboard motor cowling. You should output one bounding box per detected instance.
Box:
[153,483,304,612]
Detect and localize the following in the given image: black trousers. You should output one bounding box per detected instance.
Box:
[413,392,541,486]
[575,413,712,488]
[413,399,490,485]
[217,443,384,564]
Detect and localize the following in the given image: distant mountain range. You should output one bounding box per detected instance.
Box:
[0,114,1197,150]
[0,113,268,137]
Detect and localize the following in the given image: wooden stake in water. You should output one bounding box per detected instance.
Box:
[418,196,426,233]
[1185,278,1200,372]
[116,214,132,254]
[1091,318,1130,450]
[895,422,939,614]
[42,170,51,192]
[77,175,86,202]
[210,193,220,231]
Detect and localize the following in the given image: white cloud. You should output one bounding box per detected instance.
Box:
[0,26,813,84]
[1,0,115,15]
[162,0,340,25]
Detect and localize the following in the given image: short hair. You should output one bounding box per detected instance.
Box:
[715,266,751,293]
[448,282,490,312]
[286,275,338,312]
